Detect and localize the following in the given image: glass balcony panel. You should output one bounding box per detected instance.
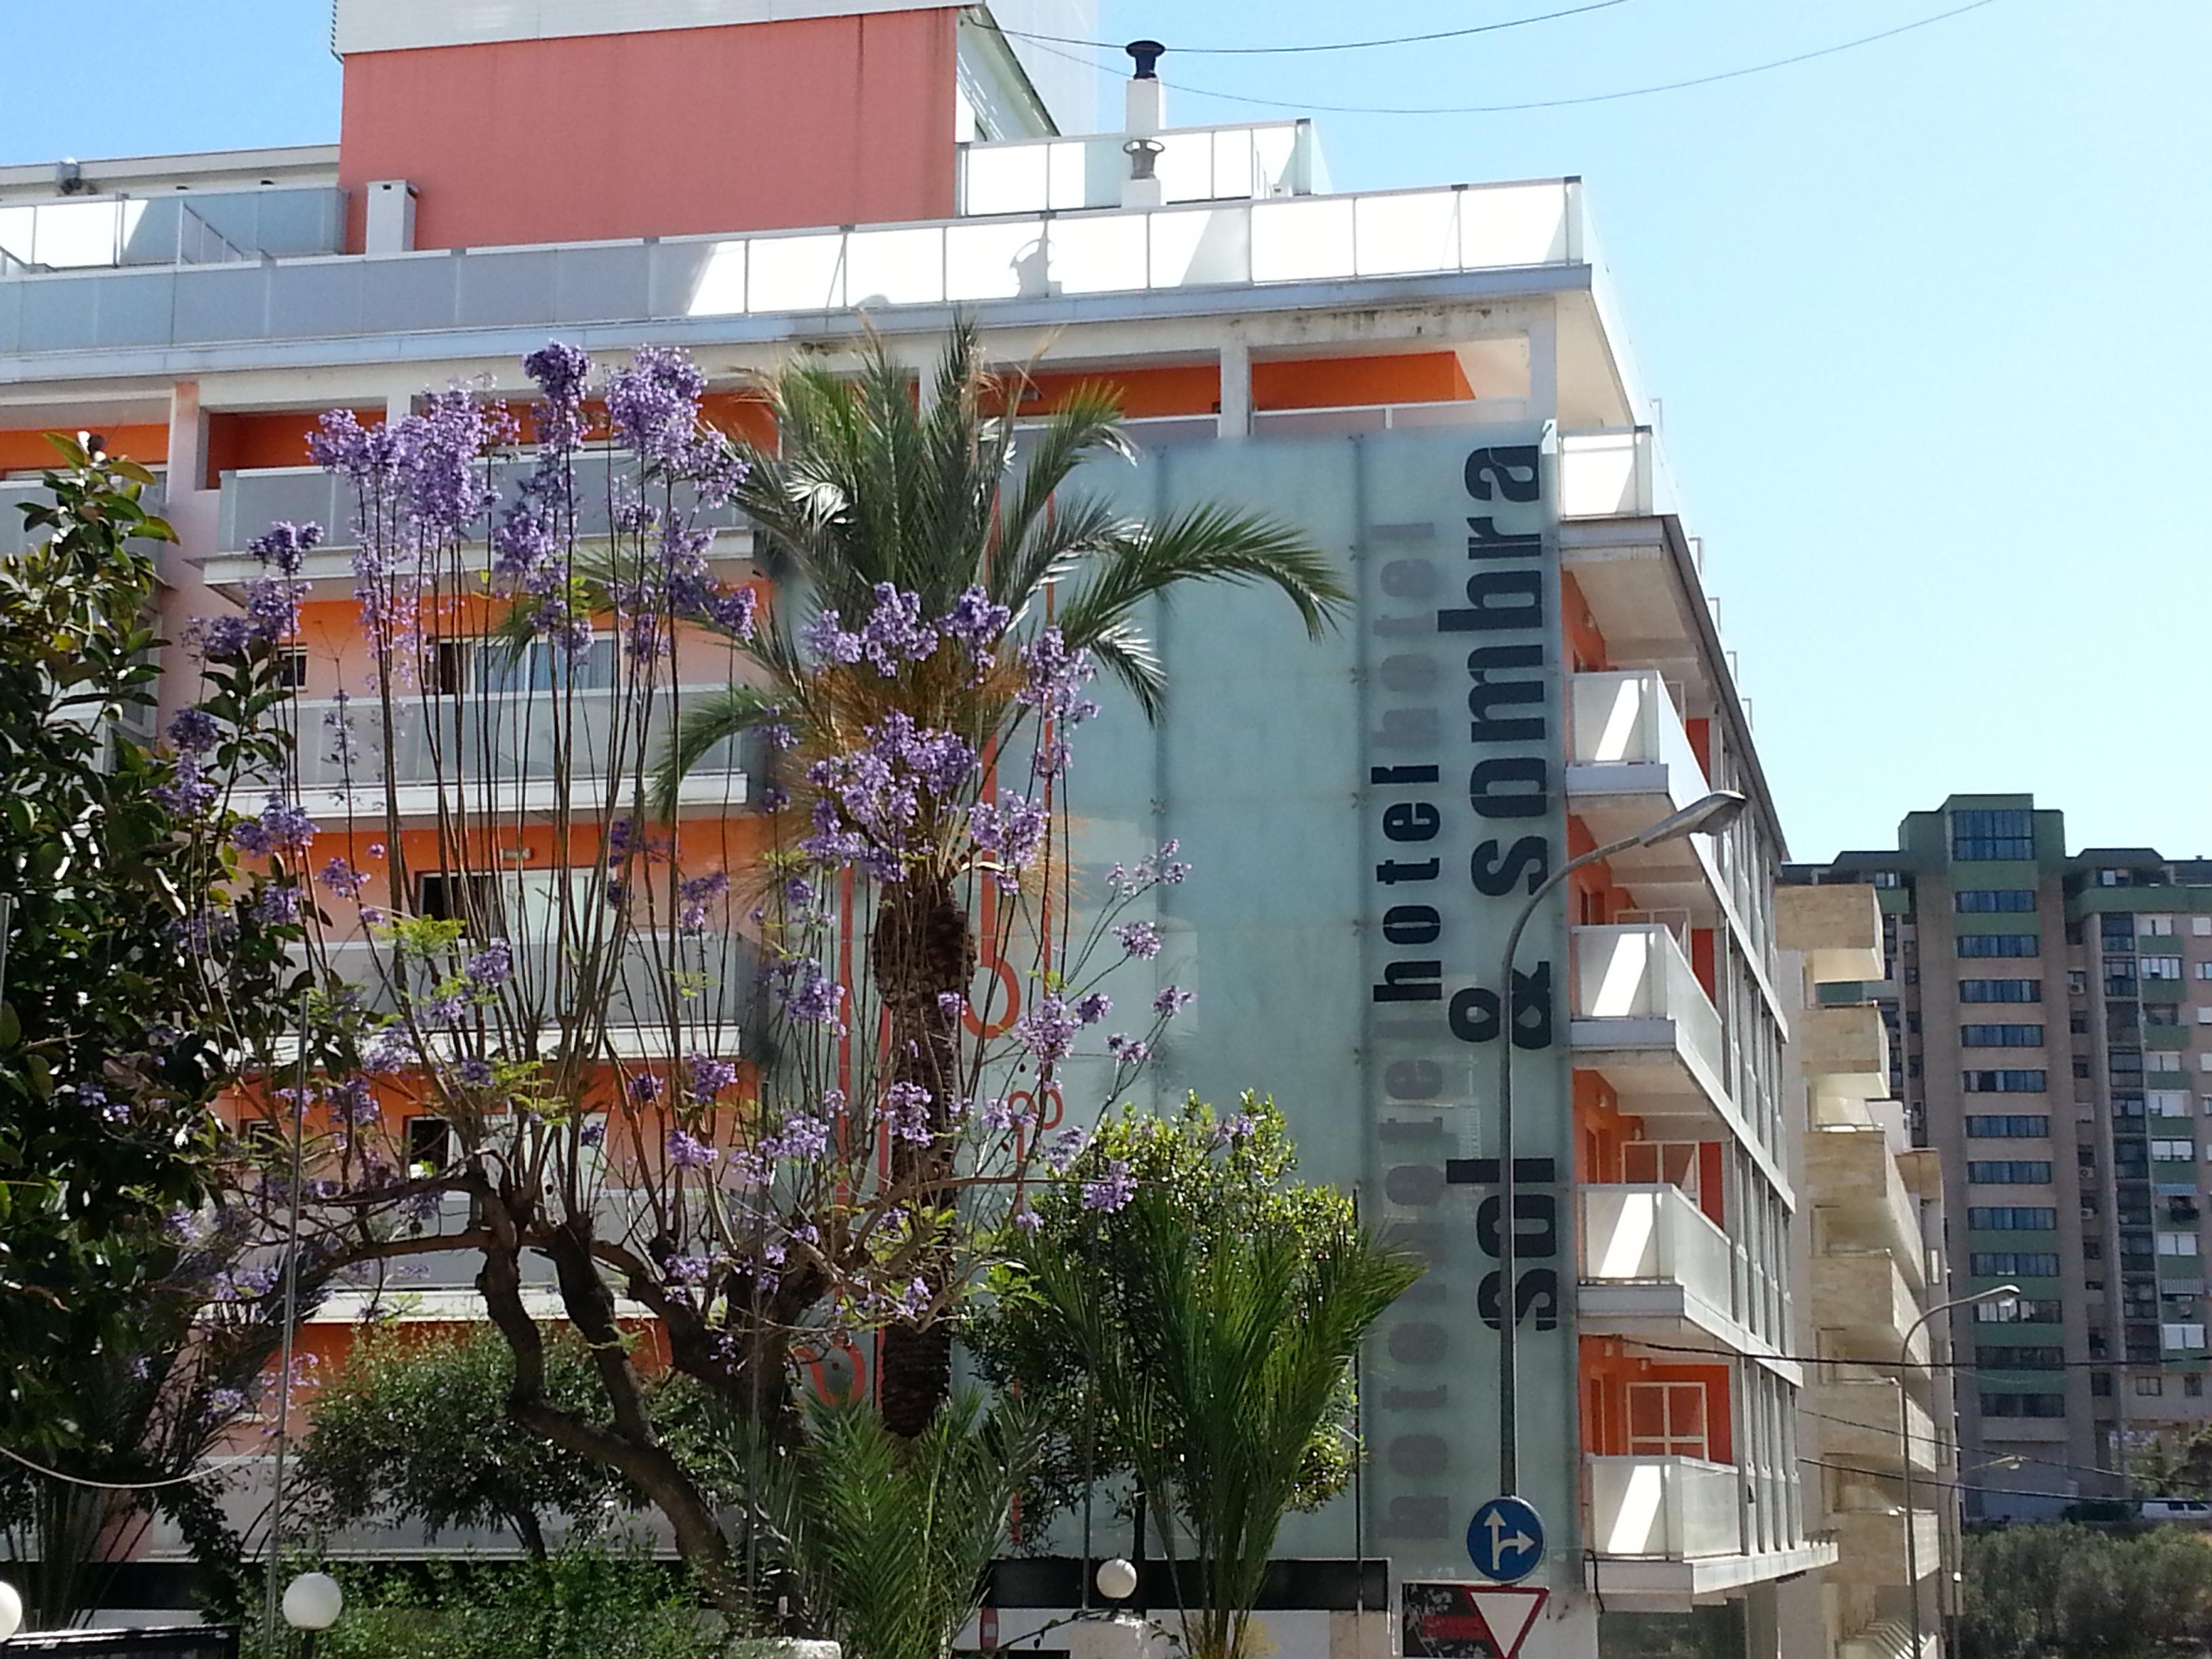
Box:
[1587,1455,1744,1560]
[1572,924,1724,1076]
[316,928,756,1029]
[1462,181,1572,268]
[1580,1183,1734,1312]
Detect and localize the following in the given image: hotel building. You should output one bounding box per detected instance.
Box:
[0,4,1834,1654]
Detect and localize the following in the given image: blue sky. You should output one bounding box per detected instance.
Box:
[2,0,2205,861]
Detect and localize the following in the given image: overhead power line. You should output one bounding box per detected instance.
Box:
[995,0,1635,56]
[1019,0,2006,117]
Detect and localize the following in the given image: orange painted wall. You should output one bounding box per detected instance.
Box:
[337,12,962,252]
[1561,570,1608,672]
[1252,352,1473,412]
[1689,927,1716,1000]
[1574,1069,1641,1185]
[1684,716,1711,779]
[0,424,167,474]
[205,411,379,487]
[1565,817,1637,926]
[1012,366,1222,419]
[1578,1337,1735,1462]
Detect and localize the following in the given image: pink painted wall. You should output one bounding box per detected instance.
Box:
[338,11,963,252]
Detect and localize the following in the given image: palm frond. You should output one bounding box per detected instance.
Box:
[649,687,785,819]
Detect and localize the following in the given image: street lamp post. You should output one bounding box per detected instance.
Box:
[1898,1286,2018,1659]
[1494,790,1747,1494]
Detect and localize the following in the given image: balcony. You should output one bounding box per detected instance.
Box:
[0,180,1586,363]
[1809,1376,1939,1474]
[0,187,344,272]
[319,928,758,1037]
[1565,669,1711,846]
[1579,1184,1776,1360]
[1585,1455,1839,1609]
[958,121,1322,217]
[1807,1120,1927,1289]
[285,689,762,821]
[1570,925,1779,1182]
[1811,1252,1931,1365]
[201,456,756,600]
[1777,884,1885,987]
[1830,1509,1942,1589]
[1,472,167,560]
[1799,1003,1890,1103]
[1559,428,1674,522]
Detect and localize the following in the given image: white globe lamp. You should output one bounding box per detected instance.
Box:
[1094,1557,1139,1601]
[0,1578,22,1641]
[282,1572,344,1632]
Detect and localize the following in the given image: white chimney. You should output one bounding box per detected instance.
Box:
[364,180,417,254]
[1120,41,1166,209]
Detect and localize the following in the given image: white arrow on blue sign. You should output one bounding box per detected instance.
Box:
[1466,1496,1545,1584]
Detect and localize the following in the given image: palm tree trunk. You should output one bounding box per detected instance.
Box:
[870,874,975,1437]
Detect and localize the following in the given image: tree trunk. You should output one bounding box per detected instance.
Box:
[870,873,975,1438]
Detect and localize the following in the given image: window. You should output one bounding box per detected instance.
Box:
[1870,871,1902,888]
[1966,1114,2051,1137]
[1959,933,2040,958]
[440,634,619,695]
[1969,1206,2057,1229]
[1982,1393,2066,1417]
[2143,956,2184,981]
[1626,1381,1709,1460]
[405,1115,452,1173]
[2148,1003,2183,1027]
[2138,1375,2167,1397]
[2069,970,2090,994]
[1969,1252,2060,1276]
[2198,964,2212,981]
[2190,1374,2205,1398]
[1620,1141,1703,1200]
[1969,1161,2053,1183]
[2165,1324,2209,1352]
[275,647,308,691]
[1977,1345,2064,1370]
[416,871,502,926]
[1976,1297,2064,1323]
[2143,914,2176,937]
[1952,809,2036,861]
[2150,1092,2193,1118]
[1964,1071,2049,1093]
[1963,1024,2045,1048]
[2158,1233,2202,1256]
[2196,917,2212,937]
[1959,889,2037,914]
[1961,979,2043,1003]
[2152,1140,2197,1162]
[2093,1372,2114,1396]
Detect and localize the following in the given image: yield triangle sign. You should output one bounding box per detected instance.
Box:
[1469,1588,1548,1659]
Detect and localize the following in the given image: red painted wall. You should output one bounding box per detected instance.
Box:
[337,12,963,252]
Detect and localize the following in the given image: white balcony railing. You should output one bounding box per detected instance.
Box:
[1567,670,1708,796]
[285,689,755,798]
[1,180,1584,361]
[1559,427,1666,519]
[317,930,757,1029]
[1572,924,1725,1080]
[1588,1455,1744,1560]
[1580,1183,1734,1312]
[958,121,1320,216]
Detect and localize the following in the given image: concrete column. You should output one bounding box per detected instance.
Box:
[1217,340,1250,441]
[1528,302,1559,429]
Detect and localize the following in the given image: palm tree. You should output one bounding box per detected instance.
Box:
[662,322,1347,1437]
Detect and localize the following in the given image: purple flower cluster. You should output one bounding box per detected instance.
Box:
[665,1130,718,1170]
[1074,990,1111,1025]
[319,857,367,899]
[168,708,220,754]
[464,939,513,989]
[230,794,320,857]
[1016,628,1101,777]
[802,712,979,883]
[152,754,218,819]
[940,584,1012,668]
[250,884,302,924]
[884,1081,934,1147]
[1082,1159,1136,1213]
[329,1076,379,1126]
[248,520,324,578]
[968,791,1048,888]
[607,346,708,467]
[678,871,729,935]
[778,956,846,1027]
[1107,1033,1152,1064]
[684,1052,737,1104]
[78,1082,127,1124]
[763,1112,831,1162]
[1107,840,1192,897]
[1153,985,1195,1018]
[521,342,592,455]
[980,1096,1033,1133]
[1042,1126,1088,1173]
[1012,994,1079,1065]
[1113,920,1162,960]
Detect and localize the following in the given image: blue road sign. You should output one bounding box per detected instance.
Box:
[1467,1496,1546,1584]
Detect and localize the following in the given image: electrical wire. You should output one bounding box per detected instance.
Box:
[994,0,1635,56]
[1631,1333,2200,1373]
[1017,0,2006,117]
[0,1441,224,1492]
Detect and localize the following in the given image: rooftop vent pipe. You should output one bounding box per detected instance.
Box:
[1121,41,1166,209]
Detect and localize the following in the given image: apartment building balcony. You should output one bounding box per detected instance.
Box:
[1839,1620,1938,1659]
[318,928,758,1037]
[199,457,757,600]
[1811,1252,1931,1366]
[956,121,1322,217]
[1579,1183,1779,1364]
[1828,1508,1942,1589]
[0,471,167,560]
[1809,1375,1939,1475]
[1798,1003,1890,1103]
[1584,1455,1837,1608]
[1564,669,1711,853]
[1570,924,1784,1187]
[285,689,763,822]
[1807,1118,1927,1288]
[0,186,344,272]
[1777,882,1886,987]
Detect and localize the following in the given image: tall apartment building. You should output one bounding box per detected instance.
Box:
[1,5,1828,1654]
[1791,796,2212,1521]
[1776,884,1952,1659]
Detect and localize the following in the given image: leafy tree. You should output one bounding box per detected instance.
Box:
[983,1096,1421,1659]
[1960,1522,2212,1659]
[0,438,320,1624]
[297,1326,644,1559]
[745,1394,1043,1659]
[663,323,1347,1435]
